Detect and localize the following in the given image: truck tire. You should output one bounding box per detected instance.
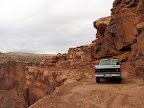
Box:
[117,78,121,83]
[96,77,100,83]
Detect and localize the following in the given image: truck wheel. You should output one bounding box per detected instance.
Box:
[96,77,100,83]
[117,78,121,83]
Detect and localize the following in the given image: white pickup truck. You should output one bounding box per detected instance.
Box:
[94,59,121,83]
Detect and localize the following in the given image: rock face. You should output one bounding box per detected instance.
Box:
[24,67,67,106]
[0,53,57,107]
[40,53,67,67]
[0,61,26,90]
[92,1,138,59]
[0,56,94,107]
[93,0,144,78]
[94,16,111,34]
[92,0,144,78]
[0,61,28,107]
[68,45,92,62]
[0,89,26,108]
[24,60,94,106]
[65,0,144,78]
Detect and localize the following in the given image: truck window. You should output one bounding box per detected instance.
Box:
[100,60,118,65]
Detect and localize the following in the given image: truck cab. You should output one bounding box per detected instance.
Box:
[94,59,121,83]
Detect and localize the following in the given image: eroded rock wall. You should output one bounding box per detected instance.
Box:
[127,0,144,78]
[92,0,140,59]
[0,89,27,108]
[68,45,93,62]
[0,61,27,108]
[24,66,67,106]
[93,0,144,77]
[24,56,95,106]
[67,0,144,78]
[0,61,25,90]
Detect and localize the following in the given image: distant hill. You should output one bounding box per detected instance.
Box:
[0,52,55,64]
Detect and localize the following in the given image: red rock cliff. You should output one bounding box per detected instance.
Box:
[68,0,144,77]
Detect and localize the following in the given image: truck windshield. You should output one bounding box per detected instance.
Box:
[100,60,118,65]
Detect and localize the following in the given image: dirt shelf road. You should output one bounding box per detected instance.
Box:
[29,78,144,108]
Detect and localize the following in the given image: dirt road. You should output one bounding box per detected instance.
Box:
[29,77,144,108]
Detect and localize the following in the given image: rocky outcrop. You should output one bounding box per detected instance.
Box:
[92,0,144,78]
[93,16,120,59]
[67,45,93,62]
[24,59,94,106]
[128,0,144,78]
[0,61,25,90]
[24,67,68,106]
[0,61,27,107]
[92,0,138,59]
[40,53,68,67]
[66,0,144,78]
[94,16,111,34]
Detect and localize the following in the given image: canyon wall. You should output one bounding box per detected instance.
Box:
[24,53,95,106]
[0,54,94,107]
[0,61,27,107]
[0,53,56,107]
[0,89,26,108]
[0,61,25,90]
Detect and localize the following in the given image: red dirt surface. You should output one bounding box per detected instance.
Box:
[29,76,144,108]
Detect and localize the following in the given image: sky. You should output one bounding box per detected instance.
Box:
[0,0,114,54]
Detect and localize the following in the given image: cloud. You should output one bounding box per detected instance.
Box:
[0,0,114,54]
